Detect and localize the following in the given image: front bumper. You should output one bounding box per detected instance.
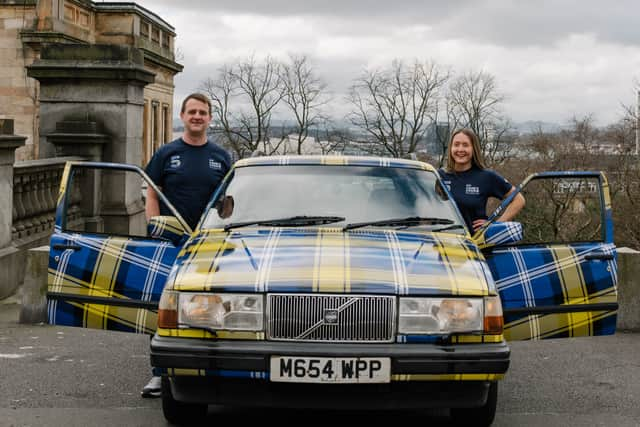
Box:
[151,335,510,409]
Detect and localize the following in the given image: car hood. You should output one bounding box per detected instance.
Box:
[167,228,493,296]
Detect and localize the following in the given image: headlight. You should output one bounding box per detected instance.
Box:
[398,297,483,334]
[178,293,263,331]
[158,290,178,329]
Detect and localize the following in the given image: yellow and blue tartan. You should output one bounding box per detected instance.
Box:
[48,233,180,334]
[48,160,618,370]
[147,215,188,243]
[166,228,490,297]
[487,242,617,340]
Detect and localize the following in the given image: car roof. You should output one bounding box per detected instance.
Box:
[234,155,437,172]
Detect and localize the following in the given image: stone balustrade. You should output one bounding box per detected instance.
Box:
[12,156,84,246]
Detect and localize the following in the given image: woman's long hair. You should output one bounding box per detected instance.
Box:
[445,128,486,172]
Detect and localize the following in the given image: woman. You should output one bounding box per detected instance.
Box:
[438,128,525,233]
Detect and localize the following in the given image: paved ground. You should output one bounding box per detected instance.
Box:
[1,297,639,426]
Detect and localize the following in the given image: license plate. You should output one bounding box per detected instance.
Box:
[270,356,391,383]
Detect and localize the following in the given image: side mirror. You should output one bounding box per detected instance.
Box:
[474,221,523,249]
[216,195,234,219]
[147,216,190,246]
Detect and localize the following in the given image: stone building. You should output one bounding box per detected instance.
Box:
[0,0,182,164]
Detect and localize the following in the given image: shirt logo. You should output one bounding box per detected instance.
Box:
[442,180,451,191]
[209,159,222,170]
[465,184,480,195]
[170,155,181,169]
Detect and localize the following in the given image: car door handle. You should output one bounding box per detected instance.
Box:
[584,252,614,261]
[52,244,82,251]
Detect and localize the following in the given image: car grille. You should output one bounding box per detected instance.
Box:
[267,294,396,342]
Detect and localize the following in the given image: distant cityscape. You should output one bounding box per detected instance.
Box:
[172,119,573,160]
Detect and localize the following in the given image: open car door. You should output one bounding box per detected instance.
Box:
[47,162,191,334]
[475,171,618,341]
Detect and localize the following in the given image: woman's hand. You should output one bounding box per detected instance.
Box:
[472,219,487,231]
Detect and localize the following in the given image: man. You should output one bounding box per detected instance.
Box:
[141,93,231,397]
[145,93,232,230]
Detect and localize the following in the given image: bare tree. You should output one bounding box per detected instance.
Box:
[432,98,458,167]
[446,70,513,166]
[201,56,286,158]
[513,115,601,176]
[347,59,448,158]
[312,121,350,155]
[620,80,639,155]
[280,55,328,154]
[603,104,640,250]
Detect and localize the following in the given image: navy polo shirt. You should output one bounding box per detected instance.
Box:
[438,166,512,231]
[145,138,231,229]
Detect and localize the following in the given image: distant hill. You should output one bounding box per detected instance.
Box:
[173,117,573,136]
[512,120,567,134]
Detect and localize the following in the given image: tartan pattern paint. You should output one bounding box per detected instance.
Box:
[478,170,618,340]
[234,155,436,171]
[485,242,618,340]
[47,232,180,334]
[160,367,504,382]
[47,160,618,348]
[164,228,490,297]
[474,221,523,249]
[147,215,187,244]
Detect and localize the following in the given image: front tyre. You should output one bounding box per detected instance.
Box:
[161,376,208,426]
[450,382,498,427]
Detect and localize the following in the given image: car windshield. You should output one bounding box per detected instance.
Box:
[201,165,465,232]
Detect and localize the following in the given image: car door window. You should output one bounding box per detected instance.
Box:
[517,175,605,244]
[62,168,150,238]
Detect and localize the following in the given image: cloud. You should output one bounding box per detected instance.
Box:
[137,0,462,21]
[434,0,640,47]
[141,0,639,46]
[125,0,640,125]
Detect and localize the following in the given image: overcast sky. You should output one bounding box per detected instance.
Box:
[117,0,640,126]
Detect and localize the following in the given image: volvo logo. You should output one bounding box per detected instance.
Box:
[323,309,339,324]
[295,297,363,339]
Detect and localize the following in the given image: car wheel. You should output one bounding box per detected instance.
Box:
[161,376,208,425]
[450,382,498,427]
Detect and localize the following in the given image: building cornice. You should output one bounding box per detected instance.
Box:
[141,48,184,74]
[94,2,176,35]
[19,30,88,46]
[26,44,155,84]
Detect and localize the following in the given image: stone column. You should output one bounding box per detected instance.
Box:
[46,120,109,233]
[0,119,26,300]
[27,44,155,234]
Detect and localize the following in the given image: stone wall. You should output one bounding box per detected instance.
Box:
[0,1,39,160]
[616,248,640,331]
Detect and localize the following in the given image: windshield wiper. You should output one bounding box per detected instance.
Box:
[430,224,466,233]
[343,216,454,231]
[224,215,345,231]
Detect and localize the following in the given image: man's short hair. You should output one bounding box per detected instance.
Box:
[181,93,212,115]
